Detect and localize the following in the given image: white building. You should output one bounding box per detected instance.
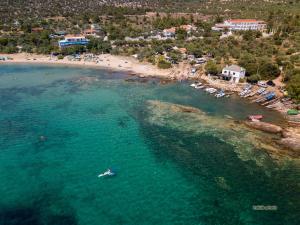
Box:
[212,19,267,31]
[222,65,246,83]
[58,35,89,48]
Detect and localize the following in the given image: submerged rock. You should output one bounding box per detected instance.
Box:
[277,127,300,155]
[278,138,300,154]
[145,100,299,162]
[244,121,282,134]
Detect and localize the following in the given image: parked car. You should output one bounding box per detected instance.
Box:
[258,81,268,88]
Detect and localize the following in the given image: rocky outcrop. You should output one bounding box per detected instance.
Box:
[277,128,300,156]
[244,121,283,134]
[278,138,300,153]
[145,100,300,162]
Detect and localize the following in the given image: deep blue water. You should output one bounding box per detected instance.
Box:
[0,64,299,225]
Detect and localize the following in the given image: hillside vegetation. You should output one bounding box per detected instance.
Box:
[0,0,300,100]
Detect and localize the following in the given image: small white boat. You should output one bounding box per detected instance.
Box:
[190,82,201,87]
[261,90,268,95]
[216,92,225,98]
[240,89,251,97]
[194,84,203,89]
[205,87,217,94]
[98,169,116,177]
[256,88,266,95]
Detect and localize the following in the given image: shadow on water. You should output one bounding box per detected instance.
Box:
[0,180,78,225]
[137,115,300,225]
[0,207,40,225]
[52,99,73,111]
[117,116,130,128]
[31,129,78,153]
[86,104,112,116]
[0,201,78,225]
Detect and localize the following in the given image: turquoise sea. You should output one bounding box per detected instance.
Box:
[0,64,299,225]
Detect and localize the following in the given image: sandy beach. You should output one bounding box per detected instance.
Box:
[1,53,300,151]
[1,53,174,78]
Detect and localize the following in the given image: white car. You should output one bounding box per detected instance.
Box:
[258,81,268,88]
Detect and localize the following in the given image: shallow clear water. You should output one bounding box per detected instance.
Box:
[0,64,299,225]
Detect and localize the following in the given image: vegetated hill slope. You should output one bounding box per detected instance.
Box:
[0,0,298,22]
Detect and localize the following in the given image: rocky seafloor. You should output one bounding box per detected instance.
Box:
[144,100,300,164]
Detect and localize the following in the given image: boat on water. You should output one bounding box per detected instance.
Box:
[190,82,201,87]
[215,90,225,98]
[98,169,116,178]
[205,87,217,94]
[216,92,225,98]
[248,115,263,121]
[195,84,204,89]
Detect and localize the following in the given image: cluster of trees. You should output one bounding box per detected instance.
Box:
[1,1,300,100]
[0,31,58,54]
[152,16,189,29]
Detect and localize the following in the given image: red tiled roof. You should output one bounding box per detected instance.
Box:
[228,19,264,23]
[65,34,85,38]
[163,27,176,33]
[31,27,44,32]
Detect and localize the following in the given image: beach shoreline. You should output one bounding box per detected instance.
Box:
[1,53,298,119]
[0,53,173,79]
[1,54,300,153]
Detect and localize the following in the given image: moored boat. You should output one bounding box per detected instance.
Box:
[205,87,217,94]
[287,109,299,115]
[248,115,263,121]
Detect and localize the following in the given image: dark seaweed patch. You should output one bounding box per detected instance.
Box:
[52,99,73,111]
[117,116,130,128]
[0,207,40,225]
[31,129,77,153]
[0,206,78,225]
[47,215,77,225]
[138,119,300,225]
[87,104,112,116]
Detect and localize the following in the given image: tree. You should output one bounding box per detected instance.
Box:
[259,61,281,80]
[205,60,219,75]
[287,76,300,102]
[87,38,112,53]
[175,28,187,40]
[215,15,223,23]
[187,43,203,58]
[167,50,182,64]
[61,45,86,55]
[238,54,258,76]
[247,74,261,83]
[157,56,172,69]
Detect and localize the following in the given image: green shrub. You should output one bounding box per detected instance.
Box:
[157,57,172,69]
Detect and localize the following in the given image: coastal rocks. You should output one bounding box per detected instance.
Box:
[145,100,299,162]
[244,121,283,134]
[277,138,300,154]
[277,128,300,155]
